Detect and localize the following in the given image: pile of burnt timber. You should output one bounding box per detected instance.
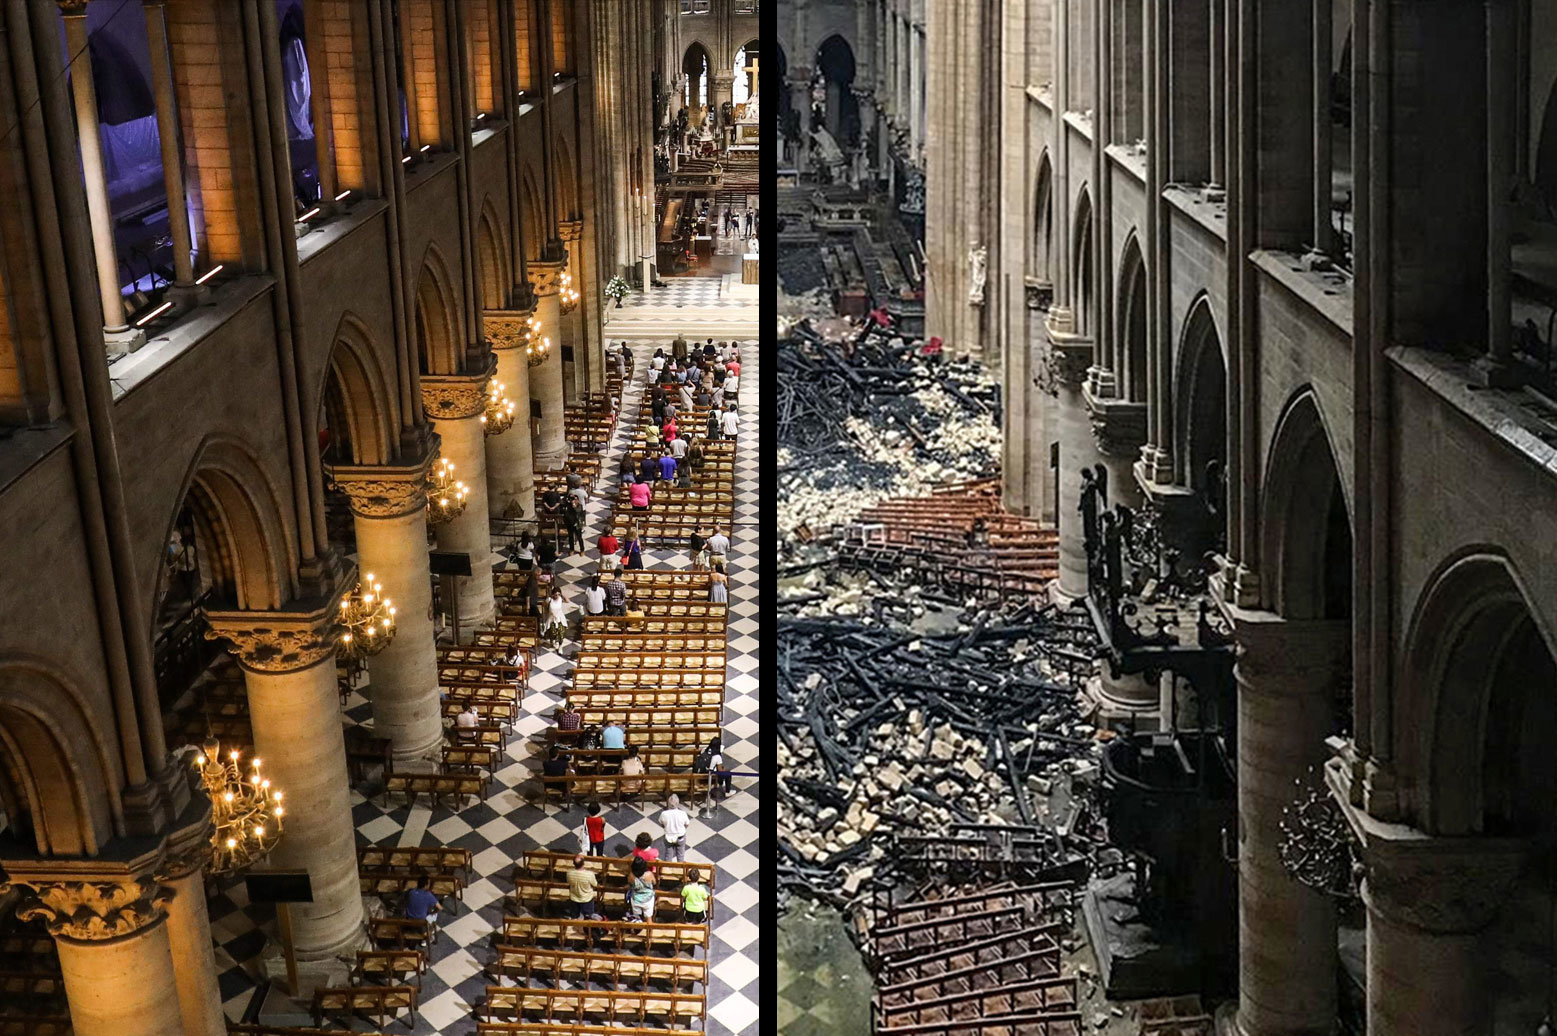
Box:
[836,478,1059,603]
[866,880,1084,1036]
[775,603,1105,912]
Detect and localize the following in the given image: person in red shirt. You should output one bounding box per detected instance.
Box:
[662,418,678,441]
[726,359,741,377]
[582,802,607,857]
[597,531,619,557]
[632,831,660,865]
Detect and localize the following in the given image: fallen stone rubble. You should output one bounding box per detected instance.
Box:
[775,598,1111,917]
[777,316,1002,540]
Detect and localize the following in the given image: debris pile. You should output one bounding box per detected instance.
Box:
[776,316,1002,540]
[775,603,1108,914]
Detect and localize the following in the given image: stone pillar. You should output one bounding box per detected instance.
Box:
[160,854,227,1036]
[1218,607,1350,1036]
[1323,759,1528,1036]
[332,458,442,761]
[60,4,144,354]
[143,1,203,310]
[484,309,538,518]
[559,220,586,403]
[710,71,733,144]
[1083,371,1147,513]
[790,71,811,172]
[528,262,569,472]
[1049,324,1094,602]
[423,369,498,632]
[15,876,183,1036]
[206,604,365,959]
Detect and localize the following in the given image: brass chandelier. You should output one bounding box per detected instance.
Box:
[559,271,580,314]
[427,456,470,525]
[338,573,396,662]
[481,379,516,436]
[524,314,550,367]
[193,740,284,876]
[1276,768,1360,900]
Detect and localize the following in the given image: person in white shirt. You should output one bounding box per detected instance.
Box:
[583,578,606,616]
[706,529,730,564]
[669,436,688,460]
[455,704,480,741]
[724,372,739,397]
[545,589,569,643]
[721,407,740,438]
[649,350,666,372]
[660,794,691,862]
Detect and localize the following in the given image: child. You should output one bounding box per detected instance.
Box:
[580,802,607,857]
[680,868,710,925]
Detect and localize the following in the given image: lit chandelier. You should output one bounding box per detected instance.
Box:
[524,314,550,367]
[559,271,580,314]
[427,456,470,525]
[481,379,516,436]
[338,573,396,661]
[192,739,284,876]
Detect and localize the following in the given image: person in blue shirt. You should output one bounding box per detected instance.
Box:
[601,722,627,750]
[658,453,677,481]
[639,452,658,483]
[404,875,439,921]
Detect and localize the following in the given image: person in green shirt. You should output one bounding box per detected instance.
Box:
[566,854,598,919]
[628,856,657,923]
[680,868,710,924]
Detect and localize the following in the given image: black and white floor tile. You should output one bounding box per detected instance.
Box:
[210,329,761,1034]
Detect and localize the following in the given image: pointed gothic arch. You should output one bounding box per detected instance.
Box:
[412,245,463,376]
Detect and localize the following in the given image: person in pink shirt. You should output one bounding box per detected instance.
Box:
[629,480,652,510]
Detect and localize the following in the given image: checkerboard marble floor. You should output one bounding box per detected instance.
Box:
[618,276,749,309]
[209,339,761,1034]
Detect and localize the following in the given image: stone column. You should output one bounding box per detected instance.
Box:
[710,72,733,145]
[1218,606,1350,1036]
[559,220,586,403]
[206,604,365,959]
[423,368,498,632]
[143,1,204,311]
[1326,770,1526,1036]
[484,309,539,518]
[528,261,569,472]
[15,876,182,1036]
[60,3,144,355]
[1083,371,1147,513]
[160,852,227,1036]
[332,457,442,761]
[1049,325,1094,602]
[789,71,812,172]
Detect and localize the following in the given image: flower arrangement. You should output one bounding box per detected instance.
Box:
[604,276,631,307]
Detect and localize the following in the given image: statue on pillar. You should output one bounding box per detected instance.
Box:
[968,245,988,307]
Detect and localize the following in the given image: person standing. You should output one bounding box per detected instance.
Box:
[563,499,586,554]
[706,528,730,567]
[624,533,645,571]
[580,803,607,857]
[708,565,728,603]
[680,869,710,925]
[721,405,740,440]
[567,855,599,919]
[627,858,656,923]
[660,794,690,862]
[603,573,627,616]
[629,479,652,512]
[659,452,678,482]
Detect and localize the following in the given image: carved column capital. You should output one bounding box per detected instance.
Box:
[9,876,173,942]
[420,360,495,422]
[528,260,567,297]
[558,219,583,243]
[203,574,355,673]
[326,449,437,518]
[1360,831,1525,935]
